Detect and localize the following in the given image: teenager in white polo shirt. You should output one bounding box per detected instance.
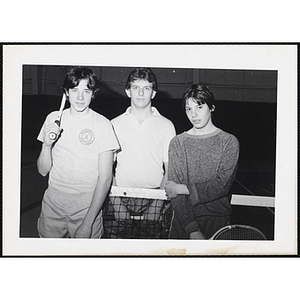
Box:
[110,67,176,238]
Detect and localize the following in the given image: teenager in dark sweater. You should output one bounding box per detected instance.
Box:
[165,84,239,239]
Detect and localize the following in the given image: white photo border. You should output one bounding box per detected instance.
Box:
[3,44,297,256]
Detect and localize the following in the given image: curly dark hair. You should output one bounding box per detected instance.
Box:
[62,67,100,95]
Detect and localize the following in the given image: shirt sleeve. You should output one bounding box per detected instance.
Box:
[37,122,45,142]
[187,135,240,206]
[37,112,57,142]
[168,137,200,235]
[98,119,120,154]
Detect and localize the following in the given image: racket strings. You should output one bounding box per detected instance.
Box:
[103,195,172,239]
[103,187,272,240]
[212,225,267,240]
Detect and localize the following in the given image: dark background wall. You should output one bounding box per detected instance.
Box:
[22,65,277,197]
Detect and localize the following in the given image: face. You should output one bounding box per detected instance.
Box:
[185,98,214,132]
[67,79,93,114]
[125,79,156,109]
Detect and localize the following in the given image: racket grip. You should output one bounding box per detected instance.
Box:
[49,120,61,140]
[49,132,57,140]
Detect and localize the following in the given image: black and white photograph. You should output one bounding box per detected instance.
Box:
[3,44,297,256]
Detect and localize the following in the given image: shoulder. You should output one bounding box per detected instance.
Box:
[170,132,186,147]
[218,129,239,148]
[111,111,127,125]
[90,109,107,120]
[152,107,172,122]
[89,109,113,127]
[44,110,60,123]
[48,110,59,117]
[218,129,238,141]
[152,108,175,128]
[158,115,175,127]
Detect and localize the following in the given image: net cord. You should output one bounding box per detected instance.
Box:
[109,186,275,208]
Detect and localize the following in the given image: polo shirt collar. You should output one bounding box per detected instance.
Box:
[125,106,161,117]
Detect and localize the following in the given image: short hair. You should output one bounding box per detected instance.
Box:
[125,67,158,92]
[182,83,215,110]
[62,67,100,95]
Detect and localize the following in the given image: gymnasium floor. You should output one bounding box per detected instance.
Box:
[20,150,275,240]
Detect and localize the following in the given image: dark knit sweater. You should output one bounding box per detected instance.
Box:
[168,128,239,235]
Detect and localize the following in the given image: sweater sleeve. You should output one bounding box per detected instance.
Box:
[163,121,176,163]
[187,135,239,206]
[168,138,200,234]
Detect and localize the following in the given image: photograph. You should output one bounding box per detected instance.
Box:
[3,44,297,256]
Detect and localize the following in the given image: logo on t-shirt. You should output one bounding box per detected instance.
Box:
[79,129,95,145]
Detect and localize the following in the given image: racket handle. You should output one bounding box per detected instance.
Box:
[49,120,61,140]
[49,132,57,140]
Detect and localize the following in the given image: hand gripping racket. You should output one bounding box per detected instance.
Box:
[49,94,67,140]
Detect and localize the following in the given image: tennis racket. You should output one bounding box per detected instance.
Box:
[210,224,267,240]
[49,94,67,140]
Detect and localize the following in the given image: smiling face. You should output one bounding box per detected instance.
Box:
[125,79,156,110]
[67,79,93,114]
[185,97,215,134]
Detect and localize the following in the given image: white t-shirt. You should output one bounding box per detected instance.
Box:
[37,108,119,194]
[111,107,176,188]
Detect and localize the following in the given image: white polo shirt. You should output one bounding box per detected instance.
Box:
[111,107,176,188]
